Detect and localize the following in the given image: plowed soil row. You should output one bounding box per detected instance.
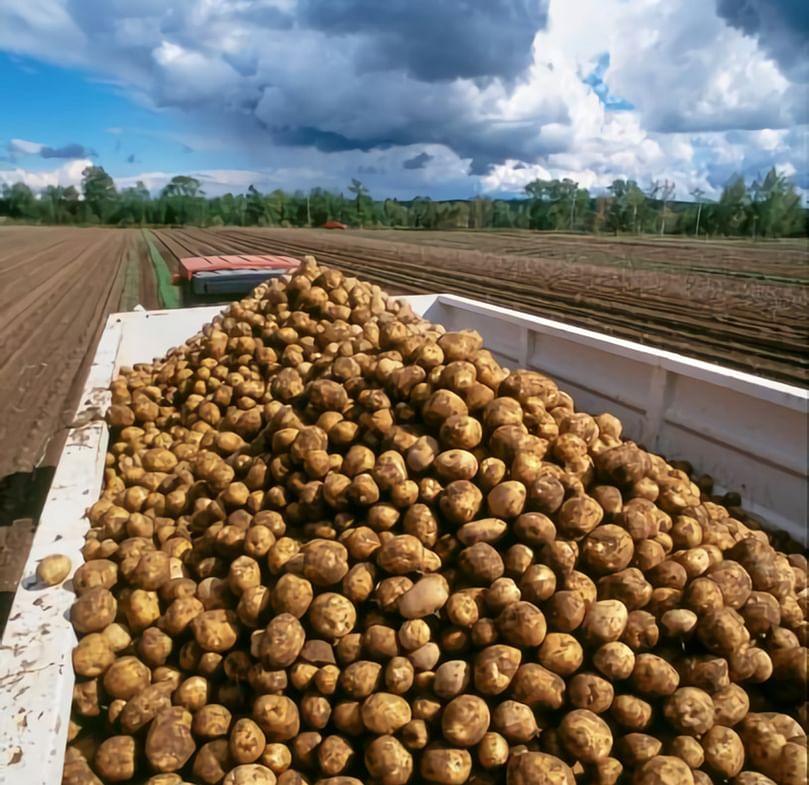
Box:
[358,229,809,282]
[154,227,809,386]
[0,227,160,504]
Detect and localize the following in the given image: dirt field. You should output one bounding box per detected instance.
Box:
[0,227,164,614]
[154,227,809,386]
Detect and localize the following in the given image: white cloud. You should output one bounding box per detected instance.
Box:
[0,159,92,189]
[0,0,805,198]
[8,138,45,155]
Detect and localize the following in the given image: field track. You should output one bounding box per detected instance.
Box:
[154,227,809,387]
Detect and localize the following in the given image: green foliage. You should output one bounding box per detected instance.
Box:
[81,165,117,222]
[524,178,590,230]
[0,171,804,237]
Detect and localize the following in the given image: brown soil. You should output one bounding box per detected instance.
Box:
[0,227,164,627]
[154,227,808,386]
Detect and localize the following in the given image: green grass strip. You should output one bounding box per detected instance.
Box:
[142,229,181,309]
[121,244,141,311]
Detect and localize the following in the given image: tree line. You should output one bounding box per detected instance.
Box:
[0,165,805,238]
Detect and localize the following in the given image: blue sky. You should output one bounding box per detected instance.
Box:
[0,0,806,200]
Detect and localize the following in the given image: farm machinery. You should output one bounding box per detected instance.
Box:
[171,253,300,304]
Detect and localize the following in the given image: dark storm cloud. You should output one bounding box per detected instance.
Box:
[717,0,809,79]
[267,125,396,153]
[40,143,96,158]
[299,0,548,82]
[403,152,433,170]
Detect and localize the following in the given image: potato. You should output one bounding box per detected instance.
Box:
[419,745,473,784]
[193,739,233,784]
[145,707,196,773]
[71,587,117,633]
[582,600,628,644]
[441,694,491,746]
[544,590,586,633]
[193,704,233,739]
[634,756,695,785]
[308,593,357,638]
[229,718,266,765]
[582,526,634,574]
[616,734,662,766]
[459,542,504,584]
[253,695,300,742]
[521,564,557,604]
[433,660,470,700]
[497,601,547,647]
[556,495,604,539]
[539,632,584,677]
[506,751,575,785]
[303,540,349,586]
[72,634,115,678]
[632,654,680,696]
[511,662,566,710]
[119,683,173,733]
[260,614,306,667]
[559,709,613,763]
[478,732,510,769]
[66,261,809,785]
[474,645,522,695]
[779,742,808,785]
[734,774,778,785]
[611,695,653,731]
[568,672,614,714]
[223,764,277,785]
[492,700,538,743]
[593,642,635,681]
[364,735,413,785]
[94,735,137,782]
[36,553,72,586]
[103,655,151,700]
[192,609,240,653]
[702,725,745,779]
[361,693,411,734]
[663,688,715,735]
[317,735,355,776]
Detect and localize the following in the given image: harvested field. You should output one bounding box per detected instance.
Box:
[153,227,809,386]
[0,227,162,484]
[0,227,163,606]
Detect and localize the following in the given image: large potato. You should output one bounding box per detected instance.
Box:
[145,707,196,773]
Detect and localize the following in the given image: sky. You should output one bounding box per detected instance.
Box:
[0,0,807,201]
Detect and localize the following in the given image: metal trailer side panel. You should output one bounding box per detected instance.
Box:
[0,294,806,783]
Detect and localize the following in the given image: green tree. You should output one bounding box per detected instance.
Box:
[245,185,268,225]
[2,182,37,219]
[81,166,118,222]
[717,175,749,236]
[749,167,802,238]
[118,181,151,225]
[347,178,370,224]
[161,175,205,224]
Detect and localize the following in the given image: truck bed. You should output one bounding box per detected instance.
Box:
[0,294,806,782]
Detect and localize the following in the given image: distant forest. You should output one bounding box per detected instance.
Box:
[1,165,806,238]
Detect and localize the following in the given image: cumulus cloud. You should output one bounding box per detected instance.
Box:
[299,0,548,82]
[0,158,92,189]
[0,0,806,197]
[716,0,809,81]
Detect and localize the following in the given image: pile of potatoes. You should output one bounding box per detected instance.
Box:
[63,257,808,785]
